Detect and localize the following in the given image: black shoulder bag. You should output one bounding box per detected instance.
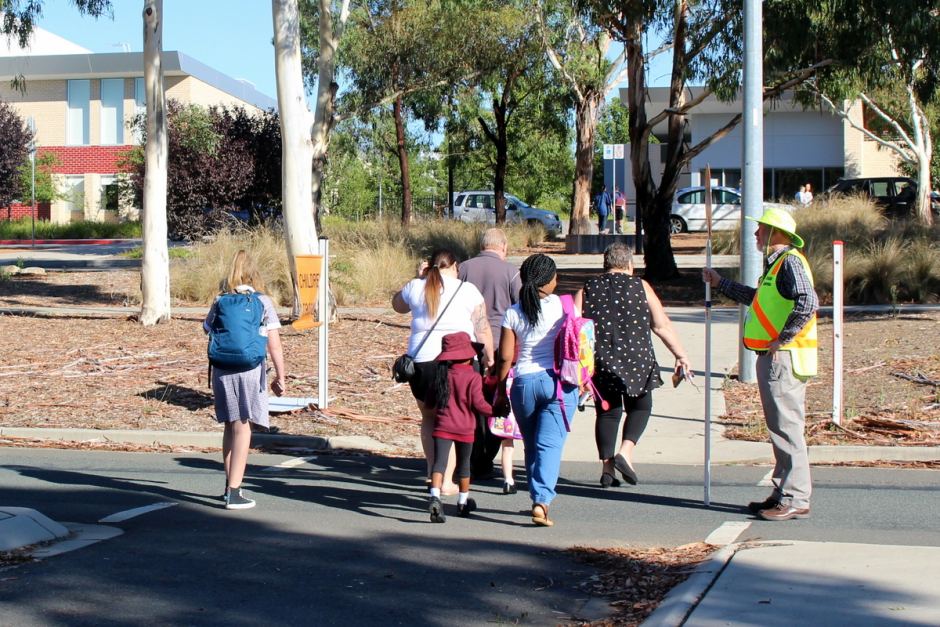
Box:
[393,282,464,382]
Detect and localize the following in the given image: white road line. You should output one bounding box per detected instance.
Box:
[262,455,318,472]
[98,502,177,524]
[758,469,774,487]
[704,521,751,546]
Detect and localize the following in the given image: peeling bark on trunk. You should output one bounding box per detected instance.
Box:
[139,0,171,326]
[394,94,413,226]
[493,94,509,225]
[273,0,320,316]
[569,93,602,235]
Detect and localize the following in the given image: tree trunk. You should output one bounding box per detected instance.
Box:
[394,95,413,226]
[273,0,319,316]
[310,0,345,229]
[569,92,602,236]
[493,96,508,225]
[139,0,171,326]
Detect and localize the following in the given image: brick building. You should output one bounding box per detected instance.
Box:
[0,26,276,224]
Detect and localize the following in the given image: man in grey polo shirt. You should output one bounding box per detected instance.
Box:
[459,228,521,479]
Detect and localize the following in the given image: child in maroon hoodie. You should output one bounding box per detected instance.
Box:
[425,331,494,523]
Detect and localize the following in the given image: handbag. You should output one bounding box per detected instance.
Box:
[392,282,464,382]
[486,370,521,440]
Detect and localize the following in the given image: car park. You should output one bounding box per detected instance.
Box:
[670,186,791,234]
[451,191,562,235]
[824,177,940,218]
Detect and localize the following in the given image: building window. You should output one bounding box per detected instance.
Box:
[134,77,145,114]
[67,80,90,145]
[100,175,119,212]
[63,176,85,215]
[100,79,124,145]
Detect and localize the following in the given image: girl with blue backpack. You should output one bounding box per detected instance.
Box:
[204,250,286,510]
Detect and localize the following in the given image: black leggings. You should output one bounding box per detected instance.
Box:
[432,438,473,480]
[594,390,653,460]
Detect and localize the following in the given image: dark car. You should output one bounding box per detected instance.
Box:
[825,177,940,218]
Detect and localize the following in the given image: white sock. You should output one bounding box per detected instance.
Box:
[504,478,514,485]
[458,491,469,505]
[429,487,441,498]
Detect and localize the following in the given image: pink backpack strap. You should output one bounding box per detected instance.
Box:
[560,293,575,317]
[555,293,575,431]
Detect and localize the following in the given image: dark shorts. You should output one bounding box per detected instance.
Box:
[615,206,625,220]
[408,360,439,403]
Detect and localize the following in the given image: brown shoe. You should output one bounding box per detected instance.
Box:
[747,496,780,515]
[759,503,810,521]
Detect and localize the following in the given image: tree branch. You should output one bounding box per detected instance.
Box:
[536,2,585,103]
[812,90,913,161]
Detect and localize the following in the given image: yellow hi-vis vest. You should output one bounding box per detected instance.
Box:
[743,249,818,377]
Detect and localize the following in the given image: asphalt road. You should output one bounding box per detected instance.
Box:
[1,449,938,625]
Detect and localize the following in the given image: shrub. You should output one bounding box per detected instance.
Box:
[0,218,141,240]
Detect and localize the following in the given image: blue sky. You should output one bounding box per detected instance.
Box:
[36,0,278,98]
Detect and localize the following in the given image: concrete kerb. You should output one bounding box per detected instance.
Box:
[640,543,738,627]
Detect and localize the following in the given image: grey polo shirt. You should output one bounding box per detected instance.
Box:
[458,250,522,344]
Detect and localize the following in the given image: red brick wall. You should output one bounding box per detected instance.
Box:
[2,202,51,221]
[41,146,135,175]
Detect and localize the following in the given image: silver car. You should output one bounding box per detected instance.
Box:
[670,186,791,233]
[452,191,562,235]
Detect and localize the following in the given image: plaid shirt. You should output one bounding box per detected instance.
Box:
[718,246,819,346]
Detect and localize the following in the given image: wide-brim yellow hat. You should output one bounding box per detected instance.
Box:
[745,207,804,248]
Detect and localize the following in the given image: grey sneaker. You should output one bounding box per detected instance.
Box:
[429,496,446,523]
[225,488,256,510]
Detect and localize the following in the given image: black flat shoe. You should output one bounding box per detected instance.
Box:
[429,497,446,523]
[457,498,477,518]
[599,472,621,488]
[503,482,517,495]
[613,454,638,485]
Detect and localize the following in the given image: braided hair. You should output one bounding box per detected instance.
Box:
[518,253,557,326]
[427,361,451,409]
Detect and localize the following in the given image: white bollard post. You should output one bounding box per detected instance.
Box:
[318,237,330,410]
[832,240,843,425]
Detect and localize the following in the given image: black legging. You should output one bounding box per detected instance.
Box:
[432,437,473,479]
[594,387,653,460]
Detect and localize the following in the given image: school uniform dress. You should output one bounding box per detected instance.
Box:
[203,287,280,427]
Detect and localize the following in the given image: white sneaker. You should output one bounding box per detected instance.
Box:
[225,488,256,510]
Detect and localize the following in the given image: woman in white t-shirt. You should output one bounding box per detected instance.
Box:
[496,253,577,527]
[393,249,494,493]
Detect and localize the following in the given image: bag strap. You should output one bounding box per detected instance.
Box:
[410,281,464,358]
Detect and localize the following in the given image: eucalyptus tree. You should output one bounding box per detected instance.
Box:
[771,0,939,226]
[578,0,829,280]
[343,0,474,225]
[471,3,550,224]
[536,0,659,235]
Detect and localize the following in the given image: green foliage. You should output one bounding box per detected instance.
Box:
[16,152,61,203]
[0,218,141,240]
[0,99,31,207]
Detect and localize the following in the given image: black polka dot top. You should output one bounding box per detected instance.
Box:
[583,272,662,396]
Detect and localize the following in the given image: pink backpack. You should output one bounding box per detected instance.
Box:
[553,294,607,430]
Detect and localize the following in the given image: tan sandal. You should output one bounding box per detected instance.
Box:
[531,503,554,527]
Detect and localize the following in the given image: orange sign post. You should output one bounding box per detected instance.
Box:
[292,255,322,331]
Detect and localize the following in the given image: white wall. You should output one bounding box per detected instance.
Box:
[690,111,844,171]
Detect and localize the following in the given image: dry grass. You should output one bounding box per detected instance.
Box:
[168,219,549,307]
[713,197,939,304]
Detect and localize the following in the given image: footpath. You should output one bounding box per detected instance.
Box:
[2,241,939,626]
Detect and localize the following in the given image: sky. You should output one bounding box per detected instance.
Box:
[35,0,279,99]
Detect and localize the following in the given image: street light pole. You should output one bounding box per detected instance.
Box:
[27,117,36,248]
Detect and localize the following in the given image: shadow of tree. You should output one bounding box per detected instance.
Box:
[138,381,214,410]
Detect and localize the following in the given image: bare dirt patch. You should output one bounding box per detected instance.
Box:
[721,313,940,446]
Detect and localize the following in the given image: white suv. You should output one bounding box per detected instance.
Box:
[451,191,562,235]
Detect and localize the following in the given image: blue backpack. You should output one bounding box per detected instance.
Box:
[207,291,267,371]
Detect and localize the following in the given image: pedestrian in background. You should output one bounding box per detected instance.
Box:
[459,228,522,491]
[613,188,626,234]
[703,208,818,521]
[594,185,612,234]
[204,250,286,510]
[575,243,691,488]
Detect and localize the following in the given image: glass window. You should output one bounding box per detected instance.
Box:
[100,79,124,145]
[63,176,85,214]
[713,189,740,204]
[100,176,119,211]
[134,77,145,113]
[871,181,890,198]
[678,190,705,205]
[67,80,90,146]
